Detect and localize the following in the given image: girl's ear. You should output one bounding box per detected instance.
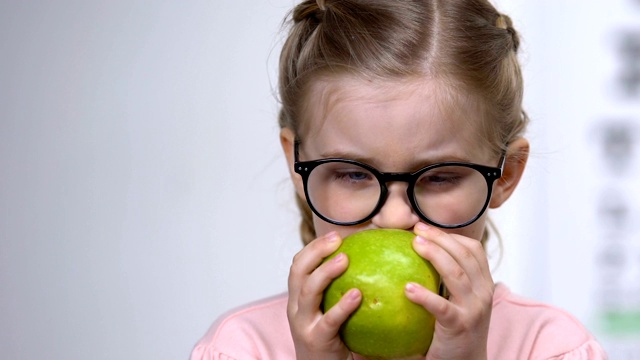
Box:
[280,127,306,201]
[489,137,530,208]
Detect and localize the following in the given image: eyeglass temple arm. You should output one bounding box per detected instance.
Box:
[294,138,301,162]
[498,150,507,174]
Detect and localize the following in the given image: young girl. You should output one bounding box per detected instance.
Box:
[192,0,607,359]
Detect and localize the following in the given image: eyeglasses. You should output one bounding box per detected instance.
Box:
[294,141,505,228]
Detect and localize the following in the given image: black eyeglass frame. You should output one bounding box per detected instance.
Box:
[294,140,506,229]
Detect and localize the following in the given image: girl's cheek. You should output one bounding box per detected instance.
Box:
[313,218,366,240]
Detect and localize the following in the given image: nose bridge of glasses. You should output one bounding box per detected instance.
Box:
[377,172,416,206]
[377,172,417,213]
[371,171,421,229]
[378,171,414,184]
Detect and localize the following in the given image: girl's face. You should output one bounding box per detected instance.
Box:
[284,75,506,242]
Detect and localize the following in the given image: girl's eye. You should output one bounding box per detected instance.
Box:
[418,169,466,188]
[425,174,460,184]
[334,170,373,182]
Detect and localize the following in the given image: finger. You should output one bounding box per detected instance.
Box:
[413,224,490,292]
[451,235,492,280]
[288,232,343,304]
[317,288,362,340]
[443,235,495,306]
[432,234,488,286]
[412,233,473,299]
[404,282,457,325]
[296,252,350,322]
[416,226,494,301]
[414,223,486,272]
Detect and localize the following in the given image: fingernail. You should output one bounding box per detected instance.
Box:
[405,282,418,293]
[332,253,345,263]
[326,232,340,242]
[416,222,429,231]
[347,289,361,301]
[415,236,427,244]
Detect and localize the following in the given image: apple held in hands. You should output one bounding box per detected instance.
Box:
[322,229,441,359]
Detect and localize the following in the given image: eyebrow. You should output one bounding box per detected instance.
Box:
[316,150,474,169]
[318,150,375,163]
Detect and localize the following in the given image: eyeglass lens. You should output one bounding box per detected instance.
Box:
[305,161,489,227]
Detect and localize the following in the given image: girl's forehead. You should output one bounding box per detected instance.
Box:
[306,74,435,106]
[301,74,483,127]
[298,74,494,166]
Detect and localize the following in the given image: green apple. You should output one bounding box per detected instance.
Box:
[322,229,440,359]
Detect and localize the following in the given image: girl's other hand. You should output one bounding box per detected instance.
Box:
[406,223,493,360]
[287,231,362,360]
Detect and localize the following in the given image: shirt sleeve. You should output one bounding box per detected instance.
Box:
[189,294,294,360]
[549,339,609,360]
[489,284,609,360]
[190,344,237,360]
[188,312,262,360]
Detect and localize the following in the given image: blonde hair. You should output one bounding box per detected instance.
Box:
[278,0,528,245]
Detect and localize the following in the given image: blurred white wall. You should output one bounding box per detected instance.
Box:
[1,1,638,359]
[1,2,298,359]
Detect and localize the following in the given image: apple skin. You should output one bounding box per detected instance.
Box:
[322,229,440,359]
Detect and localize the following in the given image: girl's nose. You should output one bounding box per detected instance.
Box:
[370,182,420,230]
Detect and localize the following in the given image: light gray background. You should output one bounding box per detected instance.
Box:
[1,1,632,359]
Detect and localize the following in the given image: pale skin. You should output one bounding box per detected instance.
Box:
[281,74,529,360]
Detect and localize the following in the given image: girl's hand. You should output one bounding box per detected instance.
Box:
[406,223,494,360]
[287,231,362,360]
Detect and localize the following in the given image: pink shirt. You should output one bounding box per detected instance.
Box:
[191,283,607,359]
